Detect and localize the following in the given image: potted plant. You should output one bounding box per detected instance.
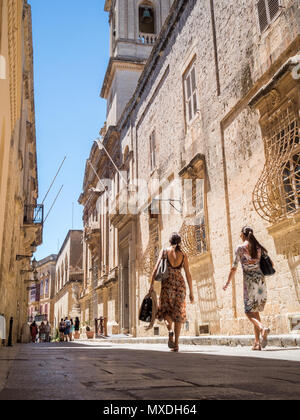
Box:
[85,326,94,339]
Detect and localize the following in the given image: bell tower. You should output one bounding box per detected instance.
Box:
[101,0,173,128]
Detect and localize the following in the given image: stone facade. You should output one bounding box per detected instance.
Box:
[79,0,174,335]
[0,0,43,346]
[80,0,300,338]
[27,255,57,326]
[53,231,83,329]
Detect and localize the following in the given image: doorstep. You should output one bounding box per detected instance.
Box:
[75,334,300,348]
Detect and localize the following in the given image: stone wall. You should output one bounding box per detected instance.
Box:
[117,0,300,337]
[0,0,41,346]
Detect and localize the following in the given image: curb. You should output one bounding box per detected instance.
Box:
[75,334,300,348]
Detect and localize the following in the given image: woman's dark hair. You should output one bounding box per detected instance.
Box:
[169,232,182,252]
[242,226,267,258]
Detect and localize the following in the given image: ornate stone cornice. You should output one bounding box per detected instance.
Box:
[101,57,146,99]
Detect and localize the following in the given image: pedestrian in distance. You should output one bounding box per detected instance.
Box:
[69,319,75,342]
[64,317,71,342]
[59,318,65,342]
[223,226,273,350]
[30,321,38,343]
[149,233,194,353]
[74,317,80,339]
[45,321,51,343]
[39,322,46,343]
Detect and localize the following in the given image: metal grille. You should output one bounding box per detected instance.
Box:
[142,222,160,276]
[179,217,207,257]
[180,178,207,257]
[257,0,280,33]
[253,103,300,223]
[257,0,269,32]
[24,204,44,225]
[268,0,280,20]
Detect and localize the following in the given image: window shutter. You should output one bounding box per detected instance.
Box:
[257,0,268,32]
[185,74,193,121]
[191,67,198,114]
[150,131,156,171]
[268,0,279,20]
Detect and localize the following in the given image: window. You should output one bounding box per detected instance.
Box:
[30,286,36,302]
[179,155,208,256]
[184,178,207,254]
[264,105,299,218]
[252,95,300,224]
[45,279,49,296]
[183,61,198,124]
[257,0,280,33]
[281,142,300,214]
[150,130,156,172]
[40,280,44,297]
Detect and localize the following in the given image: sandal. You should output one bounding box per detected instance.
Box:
[168,331,175,349]
[252,343,262,351]
[171,346,179,353]
[261,328,270,349]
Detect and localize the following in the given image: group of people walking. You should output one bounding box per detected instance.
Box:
[29,317,80,343]
[59,317,80,342]
[30,321,51,343]
[149,227,274,353]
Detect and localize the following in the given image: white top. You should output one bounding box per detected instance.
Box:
[0,315,6,340]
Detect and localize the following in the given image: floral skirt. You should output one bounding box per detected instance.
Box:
[157,268,186,323]
[243,270,267,313]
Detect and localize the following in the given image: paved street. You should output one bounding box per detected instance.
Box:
[0,342,300,400]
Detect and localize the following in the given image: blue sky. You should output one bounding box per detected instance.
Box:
[30,0,109,259]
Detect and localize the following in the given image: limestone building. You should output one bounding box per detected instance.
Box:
[80,0,300,337]
[0,0,43,345]
[53,231,83,329]
[79,0,174,334]
[28,255,57,326]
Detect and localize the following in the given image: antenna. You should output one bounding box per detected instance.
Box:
[44,185,64,224]
[72,202,74,230]
[41,156,66,204]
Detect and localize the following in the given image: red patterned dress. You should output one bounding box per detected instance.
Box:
[157,251,187,323]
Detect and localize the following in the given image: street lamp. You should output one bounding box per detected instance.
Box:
[20,257,38,276]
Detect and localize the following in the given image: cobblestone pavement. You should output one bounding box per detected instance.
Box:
[0,342,300,400]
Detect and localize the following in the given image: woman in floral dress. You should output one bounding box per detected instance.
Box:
[223,226,272,350]
[149,233,194,352]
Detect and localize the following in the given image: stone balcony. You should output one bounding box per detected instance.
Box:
[84,221,100,250]
[138,32,157,45]
[22,204,44,252]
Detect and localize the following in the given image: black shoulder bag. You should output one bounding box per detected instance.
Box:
[139,295,153,323]
[260,252,276,276]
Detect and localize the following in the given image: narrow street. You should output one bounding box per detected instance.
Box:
[1,342,300,400]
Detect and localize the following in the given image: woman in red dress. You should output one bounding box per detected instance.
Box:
[149,233,194,352]
[30,321,38,343]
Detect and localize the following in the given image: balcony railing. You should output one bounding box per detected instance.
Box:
[24,204,44,225]
[138,32,157,45]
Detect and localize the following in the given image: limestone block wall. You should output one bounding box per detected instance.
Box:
[0,0,41,345]
[54,292,69,328]
[120,0,300,337]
